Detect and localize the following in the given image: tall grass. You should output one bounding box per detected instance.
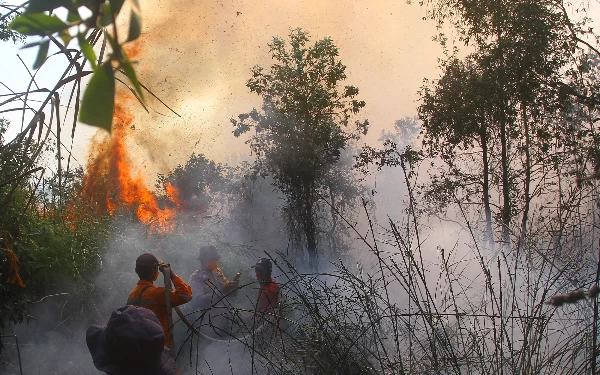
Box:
[179,191,600,375]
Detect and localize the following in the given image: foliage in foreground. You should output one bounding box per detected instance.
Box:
[179,207,599,374]
[0,119,111,328]
[6,0,146,132]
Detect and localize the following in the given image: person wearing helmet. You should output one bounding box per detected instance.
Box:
[188,245,240,311]
[86,305,176,375]
[126,253,192,348]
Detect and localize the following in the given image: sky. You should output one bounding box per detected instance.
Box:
[1,0,444,179]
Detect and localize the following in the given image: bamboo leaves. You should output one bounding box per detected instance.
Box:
[25,0,72,13]
[9,13,68,36]
[126,0,142,42]
[32,39,50,70]
[77,34,97,69]
[7,0,146,132]
[79,62,115,132]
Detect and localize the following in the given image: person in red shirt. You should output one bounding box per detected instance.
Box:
[126,253,192,348]
[252,258,279,315]
[245,258,280,343]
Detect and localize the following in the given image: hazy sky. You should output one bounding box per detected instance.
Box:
[2,0,444,177]
[128,0,443,174]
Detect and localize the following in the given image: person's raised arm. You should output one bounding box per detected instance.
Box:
[159,262,192,306]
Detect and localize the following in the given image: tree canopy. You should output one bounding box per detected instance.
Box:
[232,28,368,270]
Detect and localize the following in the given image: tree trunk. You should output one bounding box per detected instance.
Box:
[500,117,511,246]
[306,221,318,272]
[299,183,318,272]
[495,17,511,248]
[304,196,318,272]
[480,123,493,246]
[519,102,531,250]
[327,184,339,255]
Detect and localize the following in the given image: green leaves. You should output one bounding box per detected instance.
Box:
[98,2,114,27]
[126,0,142,42]
[58,29,72,45]
[110,0,127,16]
[231,118,250,137]
[66,10,82,23]
[9,13,69,36]
[126,11,142,42]
[7,0,147,132]
[98,0,125,27]
[343,86,359,98]
[32,39,50,69]
[121,58,143,101]
[79,63,115,132]
[26,0,72,13]
[78,34,97,69]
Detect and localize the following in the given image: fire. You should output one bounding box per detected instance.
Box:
[72,39,185,234]
[80,91,182,234]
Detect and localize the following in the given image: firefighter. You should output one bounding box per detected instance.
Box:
[252,258,279,314]
[126,253,192,348]
[187,246,240,337]
[188,245,240,311]
[86,305,176,375]
[244,257,280,345]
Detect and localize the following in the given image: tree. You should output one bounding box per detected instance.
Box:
[232,28,369,271]
[157,153,231,226]
[418,57,496,243]
[0,5,25,44]
[417,0,577,247]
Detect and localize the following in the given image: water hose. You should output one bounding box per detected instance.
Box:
[161,266,174,348]
[175,301,269,343]
[162,270,271,344]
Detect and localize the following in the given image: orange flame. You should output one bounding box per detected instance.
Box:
[81,93,181,234]
[77,40,184,234]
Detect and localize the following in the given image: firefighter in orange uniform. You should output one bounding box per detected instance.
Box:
[126,253,192,348]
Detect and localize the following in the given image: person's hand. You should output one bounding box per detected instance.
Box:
[158,260,170,272]
[224,278,239,293]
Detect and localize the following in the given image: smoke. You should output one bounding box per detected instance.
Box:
[73,0,443,177]
[1,214,278,374]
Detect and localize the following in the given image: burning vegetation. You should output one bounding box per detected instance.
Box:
[73,41,185,234]
[80,92,184,234]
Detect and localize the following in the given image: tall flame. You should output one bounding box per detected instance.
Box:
[81,87,181,234]
[77,42,184,234]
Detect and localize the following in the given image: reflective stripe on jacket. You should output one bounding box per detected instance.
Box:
[126,275,192,347]
[188,267,228,310]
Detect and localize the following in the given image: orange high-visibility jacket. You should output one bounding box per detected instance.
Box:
[126,275,192,347]
[256,278,279,313]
